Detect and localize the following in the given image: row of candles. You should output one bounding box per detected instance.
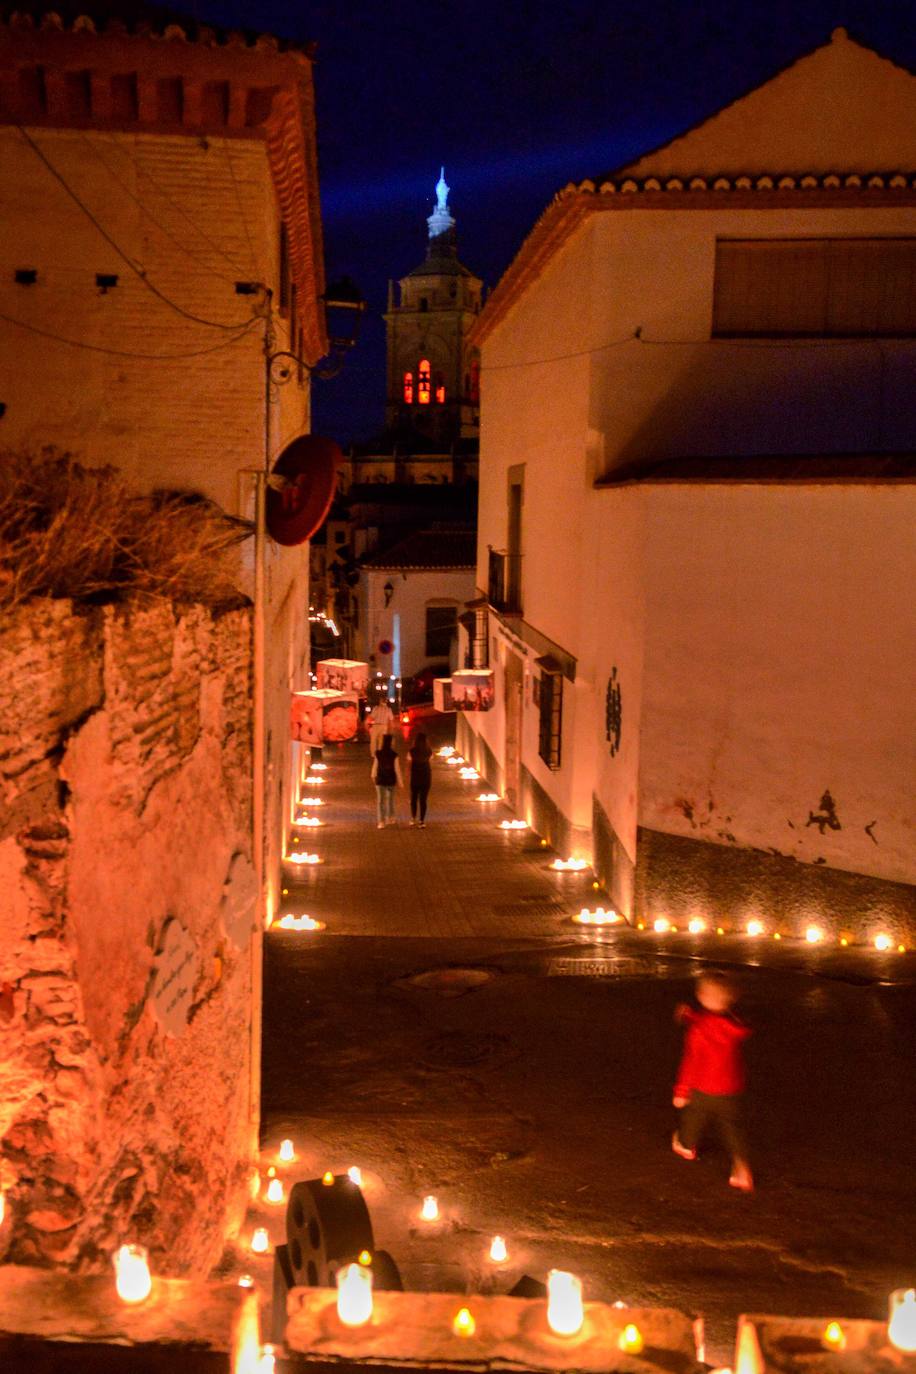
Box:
[440,748,910,954]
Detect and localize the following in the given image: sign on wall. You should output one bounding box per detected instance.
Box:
[151,917,198,1039]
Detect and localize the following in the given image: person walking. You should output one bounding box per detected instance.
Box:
[371,733,402,828]
[368,696,395,754]
[671,969,754,1191]
[408,732,433,827]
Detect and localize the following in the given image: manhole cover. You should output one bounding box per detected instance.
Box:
[402,967,494,996]
[419,1030,516,1069]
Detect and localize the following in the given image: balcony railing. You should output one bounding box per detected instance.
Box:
[488,548,522,616]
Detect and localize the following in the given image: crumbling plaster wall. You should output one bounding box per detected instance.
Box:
[0,597,255,1274]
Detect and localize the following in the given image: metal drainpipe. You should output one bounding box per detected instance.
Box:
[248,296,274,1160]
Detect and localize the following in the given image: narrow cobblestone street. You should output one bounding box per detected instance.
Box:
[259,727,916,1362]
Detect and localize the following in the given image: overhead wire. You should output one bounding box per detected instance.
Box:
[481,329,911,371]
[76,131,243,287]
[16,124,257,330]
[96,128,253,277]
[222,136,259,279]
[0,307,260,359]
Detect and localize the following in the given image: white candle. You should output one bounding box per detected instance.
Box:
[337,1263,373,1327]
[889,1288,916,1352]
[113,1244,152,1304]
[805,925,824,944]
[250,1227,269,1254]
[265,1177,284,1204]
[746,919,764,937]
[453,1307,476,1336]
[547,1269,583,1336]
[347,1166,363,1187]
[278,1139,295,1163]
[489,1235,508,1262]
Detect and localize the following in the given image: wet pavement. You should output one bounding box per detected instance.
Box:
[257,726,916,1363]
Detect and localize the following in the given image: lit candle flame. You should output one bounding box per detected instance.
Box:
[805,925,824,944]
[573,907,619,926]
[250,1227,269,1254]
[275,914,325,931]
[653,917,671,934]
[552,858,589,871]
[875,933,892,951]
[477,793,500,802]
[547,1269,583,1336]
[286,852,322,865]
[265,1177,284,1204]
[258,1347,276,1374]
[337,1263,373,1327]
[278,1139,295,1163]
[822,1322,845,1351]
[453,1307,476,1336]
[499,819,527,830]
[238,1274,255,1288]
[420,1194,439,1221]
[489,1235,508,1262]
[113,1244,152,1304]
[347,1166,363,1187]
[746,919,765,937]
[358,1250,372,1266]
[619,1323,644,1354]
[322,1171,335,1187]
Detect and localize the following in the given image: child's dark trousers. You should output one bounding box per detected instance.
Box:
[680,1090,748,1162]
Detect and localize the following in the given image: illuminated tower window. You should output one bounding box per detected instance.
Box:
[403,370,414,403]
[418,358,431,404]
[435,372,446,404]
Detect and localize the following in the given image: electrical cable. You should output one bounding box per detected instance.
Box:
[481,329,913,371]
[222,135,259,278]
[76,131,243,287]
[0,307,260,359]
[97,129,253,277]
[17,125,256,330]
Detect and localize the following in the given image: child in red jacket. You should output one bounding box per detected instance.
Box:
[672,969,754,1191]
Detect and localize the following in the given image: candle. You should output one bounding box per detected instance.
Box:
[822,1322,845,1351]
[805,925,824,944]
[499,819,527,830]
[250,1227,269,1254]
[889,1288,916,1352]
[489,1235,508,1262]
[275,914,325,931]
[874,933,892,951]
[552,858,589,871]
[746,920,764,937]
[477,793,500,802]
[420,1194,440,1221]
[279,1139,295,1163]
[358,1250,372,1266]
[735,1320,764,1374]
[322,1171,335,1186]
[258,1347,276,1374]
[688,918,706,934]
[265,1177,284,1204]
[113,1244,152,1304]
[337,1263,373,1327]
[574,908,620,926]
[619,1323,644,1354]
[453,1307,476,1336]
[653,917,671,934]
[347,1166,363,1187]
[238,1274,255,1288]
[547,1269,583,1336]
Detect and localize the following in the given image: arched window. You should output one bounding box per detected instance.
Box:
[434,372,446,404]
[403,371,414,404]
[418,358,431,405]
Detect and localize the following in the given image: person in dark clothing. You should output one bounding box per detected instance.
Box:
[408,732,433,827]
[370,734,402,828]
[671,969,754,1191]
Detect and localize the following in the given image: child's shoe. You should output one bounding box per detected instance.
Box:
[672,1134,696,1161]
[729,1162,754,1191]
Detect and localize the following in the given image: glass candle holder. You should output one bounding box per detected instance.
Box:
[113,1244,152,1304]
[547,1269,583,1336]
[337,1262,373,1327]
[889,1288,916,1352]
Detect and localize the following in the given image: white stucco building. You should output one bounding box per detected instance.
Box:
[459,30,916,941]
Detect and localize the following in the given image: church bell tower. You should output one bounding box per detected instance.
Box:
[384,170,483,445]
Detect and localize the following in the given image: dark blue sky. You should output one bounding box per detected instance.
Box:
[199,0,915,443]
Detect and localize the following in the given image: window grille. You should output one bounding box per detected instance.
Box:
[537,659,562,770]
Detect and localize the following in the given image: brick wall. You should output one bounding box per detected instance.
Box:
[0,597,255,1273]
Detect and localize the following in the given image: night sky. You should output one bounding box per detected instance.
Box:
[196,0,915,444]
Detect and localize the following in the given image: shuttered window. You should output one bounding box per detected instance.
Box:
[537,659,562,771]
[713,238,916,337]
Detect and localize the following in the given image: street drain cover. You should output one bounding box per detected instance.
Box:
[403,967,494,996]
[419,1030,516,1069]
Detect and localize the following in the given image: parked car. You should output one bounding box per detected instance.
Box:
[408,663,450,702]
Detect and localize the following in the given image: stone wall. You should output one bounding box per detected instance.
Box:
[0,597,255,1274]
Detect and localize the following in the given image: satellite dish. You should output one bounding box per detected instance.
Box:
[266,434,342,546]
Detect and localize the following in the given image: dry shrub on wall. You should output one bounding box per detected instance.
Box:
[0,449,251,609]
